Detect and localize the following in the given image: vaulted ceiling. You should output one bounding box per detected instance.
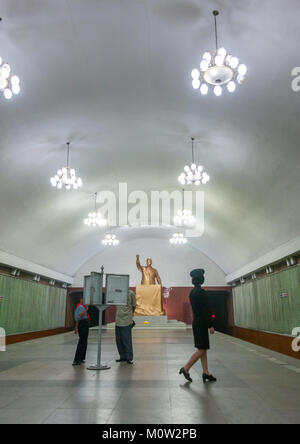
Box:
[0,0,299,279]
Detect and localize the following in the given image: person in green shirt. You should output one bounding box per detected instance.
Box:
[115,289,136,364]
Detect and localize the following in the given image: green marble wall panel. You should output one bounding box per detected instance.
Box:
[233,266,300,335]
[0,274,66,335]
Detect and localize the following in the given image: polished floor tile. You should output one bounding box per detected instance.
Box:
[0,329,299,424]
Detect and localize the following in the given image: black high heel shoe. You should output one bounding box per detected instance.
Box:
[179,367,193,382]
[202,373,217,382]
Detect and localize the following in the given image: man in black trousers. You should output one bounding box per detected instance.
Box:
[73,298,89,365]
[115,289,136,364]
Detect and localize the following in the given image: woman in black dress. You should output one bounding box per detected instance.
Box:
[180,269,217,383]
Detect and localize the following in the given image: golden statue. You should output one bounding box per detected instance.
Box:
[136,255,162,285]
[135,255,164,316]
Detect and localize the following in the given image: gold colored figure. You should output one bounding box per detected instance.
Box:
[136,255,162,285]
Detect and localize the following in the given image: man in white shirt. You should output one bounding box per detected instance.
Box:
[115,290,136,364]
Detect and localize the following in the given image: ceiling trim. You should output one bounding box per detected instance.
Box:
[0,249,73,284]
[226,234,300,283]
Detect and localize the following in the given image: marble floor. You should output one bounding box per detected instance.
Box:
[0,329,299,424]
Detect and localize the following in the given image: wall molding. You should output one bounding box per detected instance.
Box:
[6,327,73,345]
[232,326,300,360]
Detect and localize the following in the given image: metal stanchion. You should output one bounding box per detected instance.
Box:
[87,304,110,371]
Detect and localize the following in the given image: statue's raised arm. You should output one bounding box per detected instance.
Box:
[136,254,142,271]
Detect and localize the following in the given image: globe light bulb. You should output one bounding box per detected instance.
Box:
[215,55,224,66]
[229,57,239,69]
[1,64,11,79]
[192,78,200,89]
[191,68,200,79]
[184,165,190,172]
[218,47,227,57]
[202,52,212,62]
[227,81,236,92]
[214,85,222,96]
[237,74,245,85]
[0,77,8,90]
[191,163,196,171]
[238,64,247,76]
[200,84,208,95]
[200,60,209,71]
[4,88,12,99]
[12,84,20,95]
[11,75,20,85]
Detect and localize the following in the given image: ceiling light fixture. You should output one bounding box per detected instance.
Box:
[102,233,119,247]
[173,189,195,227]
[11,268,21,277]
[170,232,187,245]
[50,142,82,190]
[178,138,210,185]
[174,208,195,227]
[191,10,247,96]
[0,18,21,99]
[84,192,107,227]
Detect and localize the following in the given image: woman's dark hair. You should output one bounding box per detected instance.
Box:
[192,275,204,286]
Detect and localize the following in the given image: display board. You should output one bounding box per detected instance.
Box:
[105,274,129,305]
[84,272,103,305]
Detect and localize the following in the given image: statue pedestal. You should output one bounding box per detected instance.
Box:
[135,284,164,316]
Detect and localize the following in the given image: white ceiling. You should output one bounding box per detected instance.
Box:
[0,0,300,279]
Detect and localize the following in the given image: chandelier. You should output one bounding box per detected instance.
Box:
[84,193,107,227]
[50,142,82,190]
[174,209,195,227]
[102,233,119,246]
[0,19,21,99]
[178,138,210,185]
[170,232,187,245]
[174,189,195,227]
[191,10,247,96]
